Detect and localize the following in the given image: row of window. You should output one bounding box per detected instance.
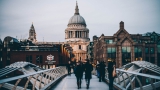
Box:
[106,40,113,44]
[107,47,160,54]
[26,55,43,63]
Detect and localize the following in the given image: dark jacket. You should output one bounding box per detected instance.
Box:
[96,63,100,71]
[74,64,83,78]
[66,63,72,70]
[107,62,115,78]
[99,62,106,75]
[84,63,93,79]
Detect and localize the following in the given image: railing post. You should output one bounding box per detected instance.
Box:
[12,78,22,90]
[24,76,33,90]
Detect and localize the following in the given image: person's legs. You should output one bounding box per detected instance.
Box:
[88,79,90,88]
[85,78,90,89]
[102,73,105,81]
[69,69,71,75]
[109,78,114,90]
[77,77,80,89]
[99,73,102,82]
[68,69,69,75]
[79,77,82,88]
[96,70,99,77]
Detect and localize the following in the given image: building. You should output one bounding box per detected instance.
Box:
[86,42,94,62]
[0,36,71,69]
[65,2,90,62]
[28,23,37,43]
[93,21,160,67]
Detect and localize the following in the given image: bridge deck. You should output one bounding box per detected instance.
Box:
[51,74,109,90]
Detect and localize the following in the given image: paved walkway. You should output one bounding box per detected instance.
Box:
[51,74,109,90]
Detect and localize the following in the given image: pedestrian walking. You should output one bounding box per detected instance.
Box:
[108,61,116,90]
[96,61,100,78]
[99,61,106,82]
[74,61,83,89]
[66,61,72,75]
[80,61,85,79]
[84,60,93,89]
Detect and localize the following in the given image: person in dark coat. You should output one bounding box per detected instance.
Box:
[84,60,93,89]
[80,61,85,79]
[66,61,72,75]
[74,61,83,89]
[96,61,100,78]
[99,61,106,82]
[108,61,116,90]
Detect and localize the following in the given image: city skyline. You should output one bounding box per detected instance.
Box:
[0,0,160,42]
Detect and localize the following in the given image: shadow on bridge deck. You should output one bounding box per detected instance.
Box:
[51,74,109,90]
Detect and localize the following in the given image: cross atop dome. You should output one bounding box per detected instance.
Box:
[75,1,79,15]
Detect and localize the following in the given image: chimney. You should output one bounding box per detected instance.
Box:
[120,21,124,29]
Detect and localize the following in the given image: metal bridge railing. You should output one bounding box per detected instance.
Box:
[0,66,67,90]
[105,68,160,90]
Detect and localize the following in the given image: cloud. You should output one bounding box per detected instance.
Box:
[0,0,160,42]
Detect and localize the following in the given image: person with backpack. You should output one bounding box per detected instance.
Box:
[74,61,83,89]
[84,60,93,89]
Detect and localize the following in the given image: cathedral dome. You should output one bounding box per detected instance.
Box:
[68,15,86,25]
[68,2,86,26]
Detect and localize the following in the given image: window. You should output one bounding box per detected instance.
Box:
[26,55,32,63]
[106,40,113,44]
[122,47,127,52]
[79,45,81,49]
[150,48,154,54]
[145,48,148,53]
[158,44,160,53]
[134,47,142,53]
[107,47,116,53]
[127,47,131,53]
[107,47,116,62]
[36,55,43,63]
[122,47,131,65]
[134,47,142,60]
[107,48,112,53]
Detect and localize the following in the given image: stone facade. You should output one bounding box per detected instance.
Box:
[65,2,90,62]
[28,23,36,43]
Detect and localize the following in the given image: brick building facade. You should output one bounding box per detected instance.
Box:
[0,36,71,69]
[93,21,160,67]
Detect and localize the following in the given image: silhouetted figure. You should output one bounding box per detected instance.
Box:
[108,61,116,90]
[80,61,85,79]
[66,61,72,75]
[84,60,93,89]
[96,61,100,78]
[74,61,83,89]
[99,61,106,82]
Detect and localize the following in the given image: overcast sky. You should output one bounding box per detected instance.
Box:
[0,0,160,42]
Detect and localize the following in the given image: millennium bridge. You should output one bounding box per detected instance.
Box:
[0,61,160,90]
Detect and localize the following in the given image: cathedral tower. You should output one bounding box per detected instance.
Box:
[28,23,36,42]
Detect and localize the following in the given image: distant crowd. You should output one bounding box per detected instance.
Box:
[66,60,116,90]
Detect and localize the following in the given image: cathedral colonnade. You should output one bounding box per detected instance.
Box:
[67,31,88,38]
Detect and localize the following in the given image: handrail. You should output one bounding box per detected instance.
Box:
[105,67,160,90]
[0,66,67,90]
[116,69,160,80]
